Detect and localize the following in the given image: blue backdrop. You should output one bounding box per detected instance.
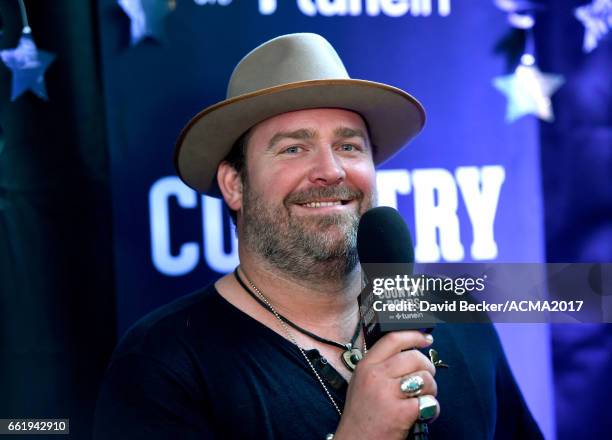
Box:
[97,1,573,437]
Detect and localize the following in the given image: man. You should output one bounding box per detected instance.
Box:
[94,33,542,439]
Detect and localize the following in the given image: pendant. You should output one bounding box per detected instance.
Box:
[342,348,363,371]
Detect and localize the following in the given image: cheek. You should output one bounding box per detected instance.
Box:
[247,160,302,202]
[349,161,377,194]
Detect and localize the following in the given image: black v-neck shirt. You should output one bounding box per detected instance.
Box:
[93,284,542,439]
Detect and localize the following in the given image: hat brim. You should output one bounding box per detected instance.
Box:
[174,79,425,195]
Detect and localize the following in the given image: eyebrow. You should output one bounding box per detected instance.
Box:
[266,126,368,151]
[267,129,316,150]
[333,126,367,143]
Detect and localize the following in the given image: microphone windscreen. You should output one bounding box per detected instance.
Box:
[357,206,414,267]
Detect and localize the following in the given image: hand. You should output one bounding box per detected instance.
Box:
[334,331,439,440]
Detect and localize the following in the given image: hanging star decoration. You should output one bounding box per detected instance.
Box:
[493,54,565,123]
[575,0,612,53]
[118,0,176,46]
[0,33,55,101]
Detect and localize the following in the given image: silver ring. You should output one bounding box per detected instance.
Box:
[418,395,438,422]
[399,375,424,397]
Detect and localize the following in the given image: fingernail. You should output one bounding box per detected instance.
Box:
[424,333,434,344]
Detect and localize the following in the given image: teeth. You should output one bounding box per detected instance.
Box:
[303,201,342,208]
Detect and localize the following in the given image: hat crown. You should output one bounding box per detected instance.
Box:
[227,33,350,98]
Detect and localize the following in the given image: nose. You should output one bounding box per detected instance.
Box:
[307,148,346,185]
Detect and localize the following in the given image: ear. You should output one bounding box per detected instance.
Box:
[217,161,243,211]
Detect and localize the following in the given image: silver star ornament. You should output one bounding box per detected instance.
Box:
[493,55,565,123]
[575,0,612,53]
[0,34,55,101]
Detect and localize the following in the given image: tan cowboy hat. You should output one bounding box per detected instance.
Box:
[174,33,425,195]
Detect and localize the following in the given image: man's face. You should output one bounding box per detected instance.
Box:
[236,108,377,278]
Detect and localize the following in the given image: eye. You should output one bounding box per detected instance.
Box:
[340,143,356,152]
[282,145,302,154]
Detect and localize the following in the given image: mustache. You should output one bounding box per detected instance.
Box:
[284,186,364,206]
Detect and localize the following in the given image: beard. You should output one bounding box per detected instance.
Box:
[241,182,374,282]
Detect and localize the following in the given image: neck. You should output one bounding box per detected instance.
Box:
[238,249,362,336]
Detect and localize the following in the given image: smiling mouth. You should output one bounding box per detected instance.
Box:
[298,199,351,208]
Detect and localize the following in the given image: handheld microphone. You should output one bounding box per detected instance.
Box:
[357,207,434,440]
[357,207,434,348]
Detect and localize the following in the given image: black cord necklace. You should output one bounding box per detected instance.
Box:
[234,268,364,371]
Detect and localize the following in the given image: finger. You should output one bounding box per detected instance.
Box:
[416,394,441,424]
[384,349,436,378]
[395,394,441,428]
[364,331,433,364]
[395,371,437,399]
